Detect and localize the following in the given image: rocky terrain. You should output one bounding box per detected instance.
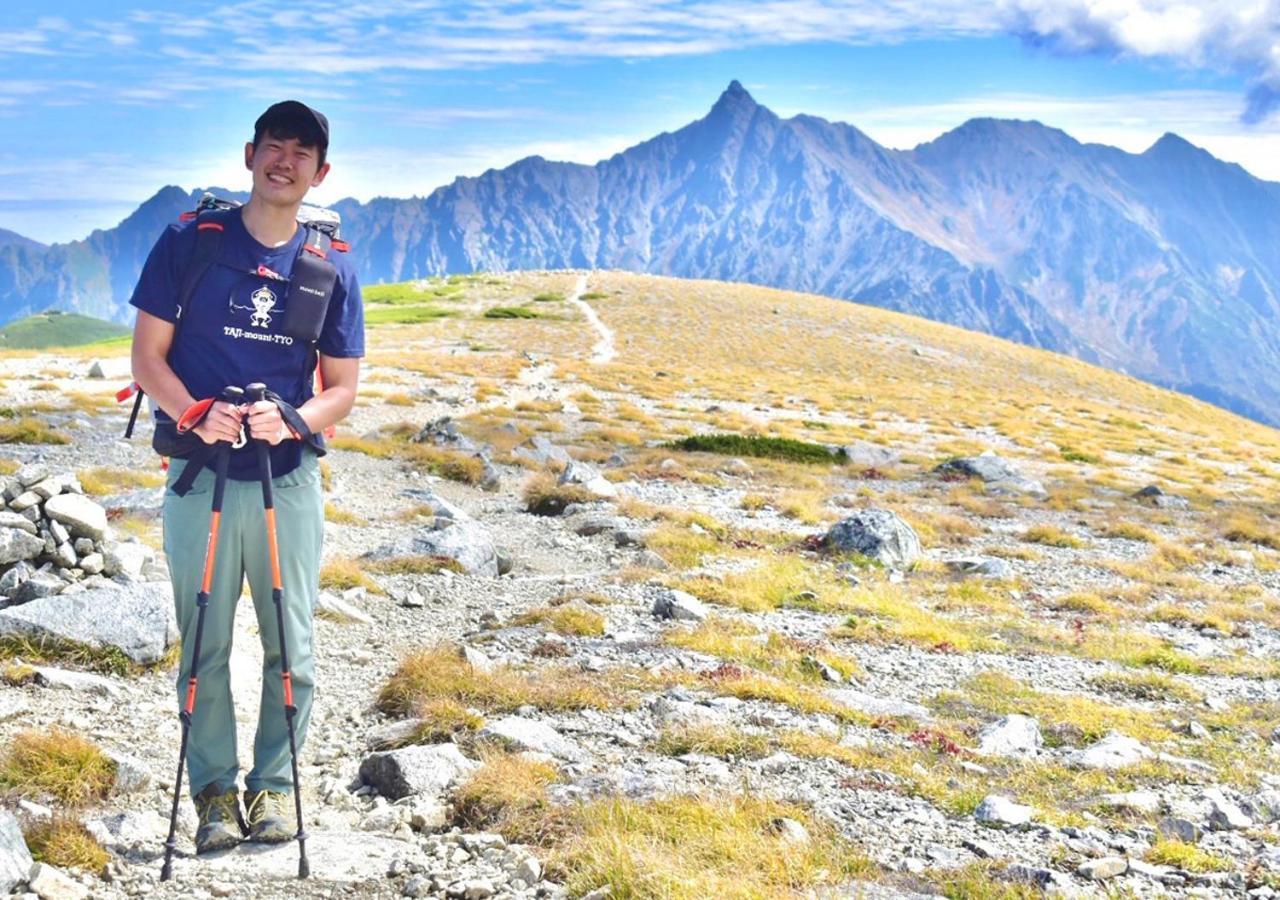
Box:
[3,270,1280,898]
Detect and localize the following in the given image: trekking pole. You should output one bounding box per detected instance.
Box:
[244,382,310,879]
[161,385,244,882]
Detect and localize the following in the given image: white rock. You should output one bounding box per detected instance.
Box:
[1205,788,1252,830]
[0,810,33,893]
[315,591,374,625]
[28,862,87,900]
[652,588,709,622]
[43,493,109,541]
[479,716,583,761]
[1064,731,1153,770]
[1077,857,1127,880]
[974,794,1034,827]
[1099,791,1161,815]
[976,714,1042,757]
[358,743,479,800]
[33,665,122,698]
[828,687,931,720]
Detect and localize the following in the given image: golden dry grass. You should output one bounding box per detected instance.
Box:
[0,729,115,805]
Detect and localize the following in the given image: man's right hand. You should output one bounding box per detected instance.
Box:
[192,401,244,445]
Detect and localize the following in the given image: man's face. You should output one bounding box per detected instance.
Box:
[244,133,330,208]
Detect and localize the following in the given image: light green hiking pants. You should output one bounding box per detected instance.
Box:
[162,449,321,799]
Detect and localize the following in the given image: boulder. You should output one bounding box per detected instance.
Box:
[558,460,617,499]
[0,809,33,893]
[478,716,583,761]
[101,487,166,521]
[368,515,498,577]
[934,452,1047,499]
[651,589,709,622]
[974,794,1034,827]
[1099,790,1161,815]
[976,715,1042,758]
[1064,731,1153,770]
[315,591,374,625]
[83,809,167,854]
[944,557,1013,578]
[13,571,66,604]
[842,441,899,468]
[825,509,921,568]
[935,452,1019,483]
[358,743,479,800]
[105,750,152,793]
[0,582,177,665]
[512,435,570,467]
[0,511,38,535]
[413,416,479,453]
[43,493,109,541]
[1205,788,1252,830]
[828,687,931,720]
[1077,857,1127,880]
[1132,484,1189,509]
[28,861,87,899]
[33,665,122,698]
[0,526,44,566]
[100,540,152,579]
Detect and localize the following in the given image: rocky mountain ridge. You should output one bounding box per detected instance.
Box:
[1,82,1278,420]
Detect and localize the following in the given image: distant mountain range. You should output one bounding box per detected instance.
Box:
[2,81,1278,425]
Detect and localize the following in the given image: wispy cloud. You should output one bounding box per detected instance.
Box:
[6,1,1278,123]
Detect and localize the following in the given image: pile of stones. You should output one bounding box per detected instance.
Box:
[0,463,158,605]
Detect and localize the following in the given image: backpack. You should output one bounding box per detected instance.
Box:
[118,193,349,456]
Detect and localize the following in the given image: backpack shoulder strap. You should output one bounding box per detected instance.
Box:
[173,207,233,341]
[123,206,233,440]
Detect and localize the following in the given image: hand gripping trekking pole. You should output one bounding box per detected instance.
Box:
[161,385,244,882]
[245,382,310,879]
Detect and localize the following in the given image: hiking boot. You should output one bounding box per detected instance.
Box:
[245,789,294,843]
[194,784,246,854]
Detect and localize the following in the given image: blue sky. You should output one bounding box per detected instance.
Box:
[2,0,1278,244]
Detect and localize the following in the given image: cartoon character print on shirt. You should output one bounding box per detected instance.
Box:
[230,282,280,328]
[224,280,295,346]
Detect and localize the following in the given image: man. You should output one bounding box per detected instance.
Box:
[129,101,364,853]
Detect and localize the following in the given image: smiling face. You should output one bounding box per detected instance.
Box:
[244,132,330,210]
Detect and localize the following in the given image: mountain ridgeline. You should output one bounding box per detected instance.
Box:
[3,82,1279,424]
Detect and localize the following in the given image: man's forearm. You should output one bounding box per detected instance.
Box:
[297,385,356,436]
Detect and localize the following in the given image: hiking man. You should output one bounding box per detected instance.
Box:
[129,101,364,854]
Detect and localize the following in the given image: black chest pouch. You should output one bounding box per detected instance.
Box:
[281,231,338,342]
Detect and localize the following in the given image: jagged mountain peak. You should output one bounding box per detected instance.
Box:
[704,79,764,125]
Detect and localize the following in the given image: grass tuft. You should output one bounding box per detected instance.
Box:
[0,417,68,445]
[319,557,383,594]
[522,473,596,516]
[0,729,115,806]
[666,433,843,465]
[512,604,606,637]
[23,817,110,871]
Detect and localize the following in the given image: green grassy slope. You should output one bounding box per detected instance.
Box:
[0,312,130,349]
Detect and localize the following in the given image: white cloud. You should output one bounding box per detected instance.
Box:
[999,0,1280,122]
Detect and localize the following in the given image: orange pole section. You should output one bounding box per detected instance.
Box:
[265,508,282,589]
[200,512,221,593]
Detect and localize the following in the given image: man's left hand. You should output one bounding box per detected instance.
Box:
[245,400,294,446]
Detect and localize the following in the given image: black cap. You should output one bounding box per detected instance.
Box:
[254,100,329,151]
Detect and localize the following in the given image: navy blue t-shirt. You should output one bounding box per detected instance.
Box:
[129,207,364,480]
